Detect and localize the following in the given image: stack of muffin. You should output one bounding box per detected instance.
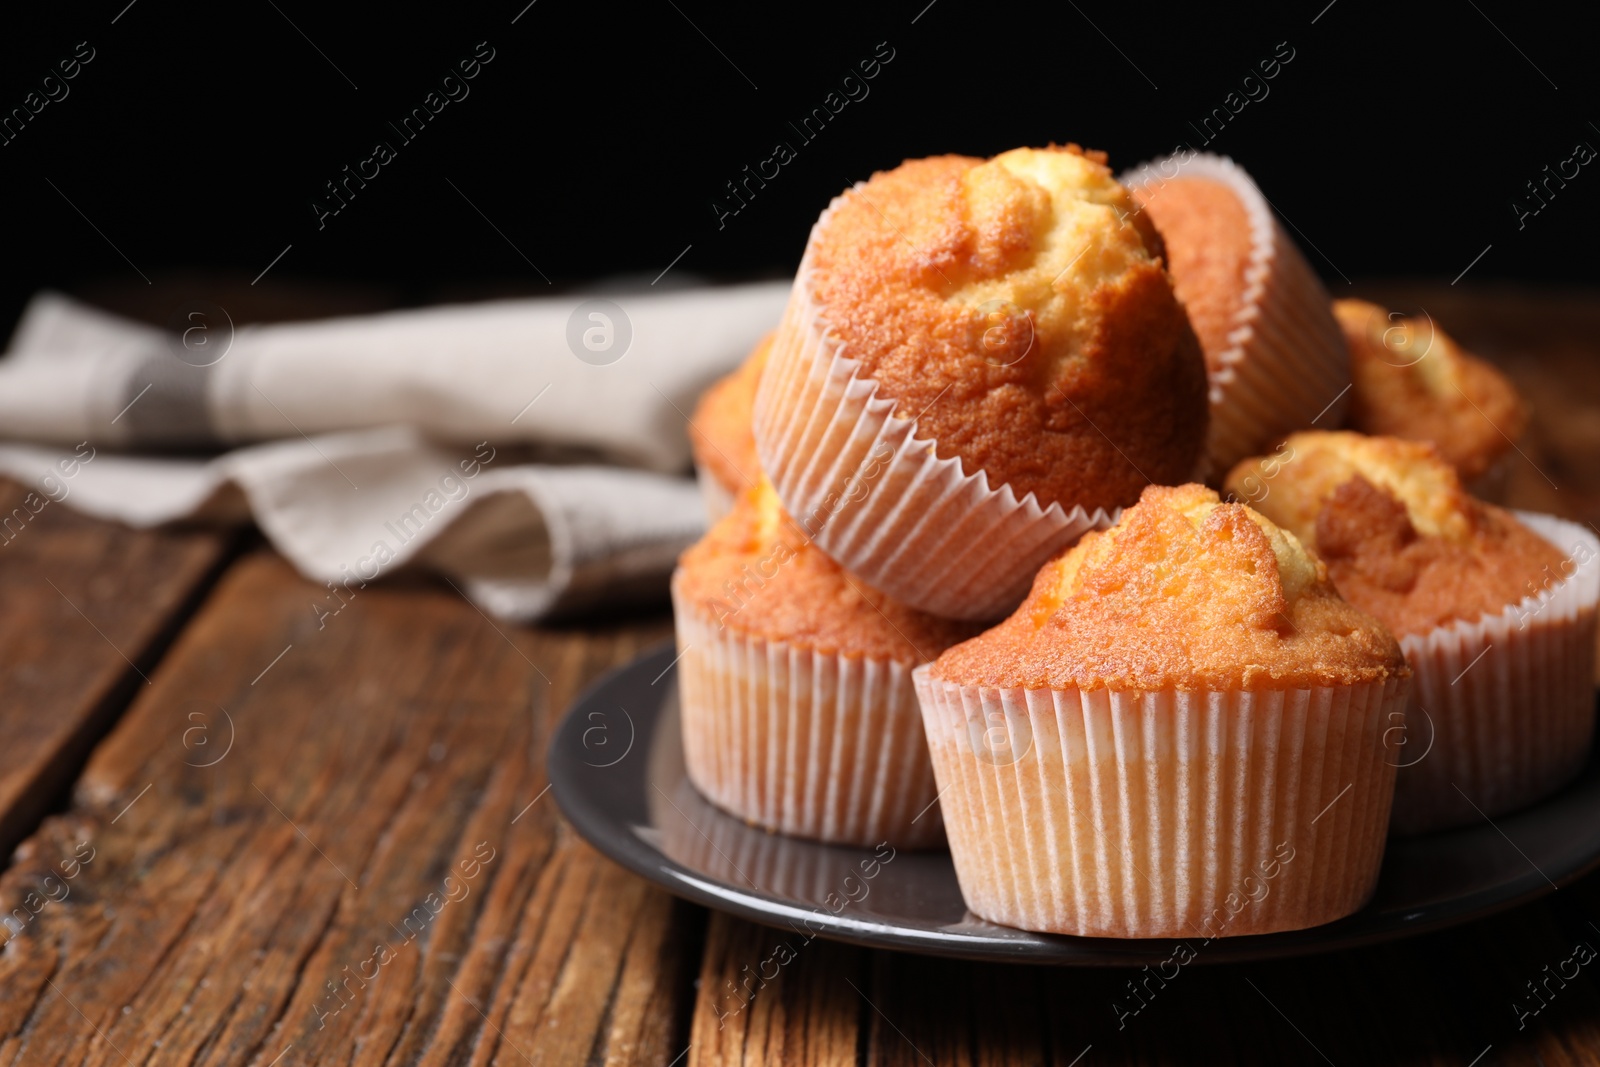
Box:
[675,145,1599,939]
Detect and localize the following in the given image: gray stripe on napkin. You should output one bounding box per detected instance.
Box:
[119,350,217,446]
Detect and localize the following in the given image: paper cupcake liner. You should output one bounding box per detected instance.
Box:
[1390,512,1600,834]
[913,668,1407,938]
[752,197,1115,621]
[1121,153,1351,479]
[693,460,736,524]
[672,575,944,849]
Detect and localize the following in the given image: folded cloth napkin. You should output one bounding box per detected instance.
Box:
[0,284,790,619]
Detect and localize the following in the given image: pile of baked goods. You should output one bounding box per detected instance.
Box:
[675,144,1599,939]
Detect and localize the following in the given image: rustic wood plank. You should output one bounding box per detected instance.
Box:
[689,912,862,1067]
[0,475,229,859]
[0,552,688,1066]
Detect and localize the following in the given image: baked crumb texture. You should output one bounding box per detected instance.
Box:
[1334,299,1528,484]
[1225,431,1562,636]
[689,332,771,519]
[753,145,1208,619]
[1227,430,1600,833]
[1121,153,1350,477]
[931,483,1406,692]
[675,480,976,662]
[671,481,978,847]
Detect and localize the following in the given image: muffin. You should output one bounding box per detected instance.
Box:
[1227,431,1599,833]
[753,145,1209,620]
[689,333,771,521]
[1120,152,1351,478]
[915,484,1409,938]
[1334,299,1529,490]
[672,479,978,848]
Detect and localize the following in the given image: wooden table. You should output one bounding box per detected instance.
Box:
[1,284,1598,1066]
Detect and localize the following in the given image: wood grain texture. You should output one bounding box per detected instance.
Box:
[0,477,229,860]
[689,913,862,1067]
[0,553,689,1066]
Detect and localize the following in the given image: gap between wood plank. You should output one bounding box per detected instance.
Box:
[0,501,249,862]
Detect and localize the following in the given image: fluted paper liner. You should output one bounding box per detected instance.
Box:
[914,668,1407,938]
[1121,153,1351,479]
[752,195,1116,621]
[673,574,944,849]
[1391,512,1600,834]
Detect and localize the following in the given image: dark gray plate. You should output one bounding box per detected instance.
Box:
[549,643,1600,965]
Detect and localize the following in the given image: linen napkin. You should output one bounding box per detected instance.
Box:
[0,284,790,619]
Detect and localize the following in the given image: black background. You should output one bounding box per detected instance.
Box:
[1,0,1595,328]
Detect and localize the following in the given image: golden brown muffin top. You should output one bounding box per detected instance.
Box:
[1129,176,1254,376]
[1225,431,1565,636]
[930,483,1405,691]
[806,146,1208,511]
[689,333,770,495]
[1335,299,1528,482]
[675,480,979,664]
